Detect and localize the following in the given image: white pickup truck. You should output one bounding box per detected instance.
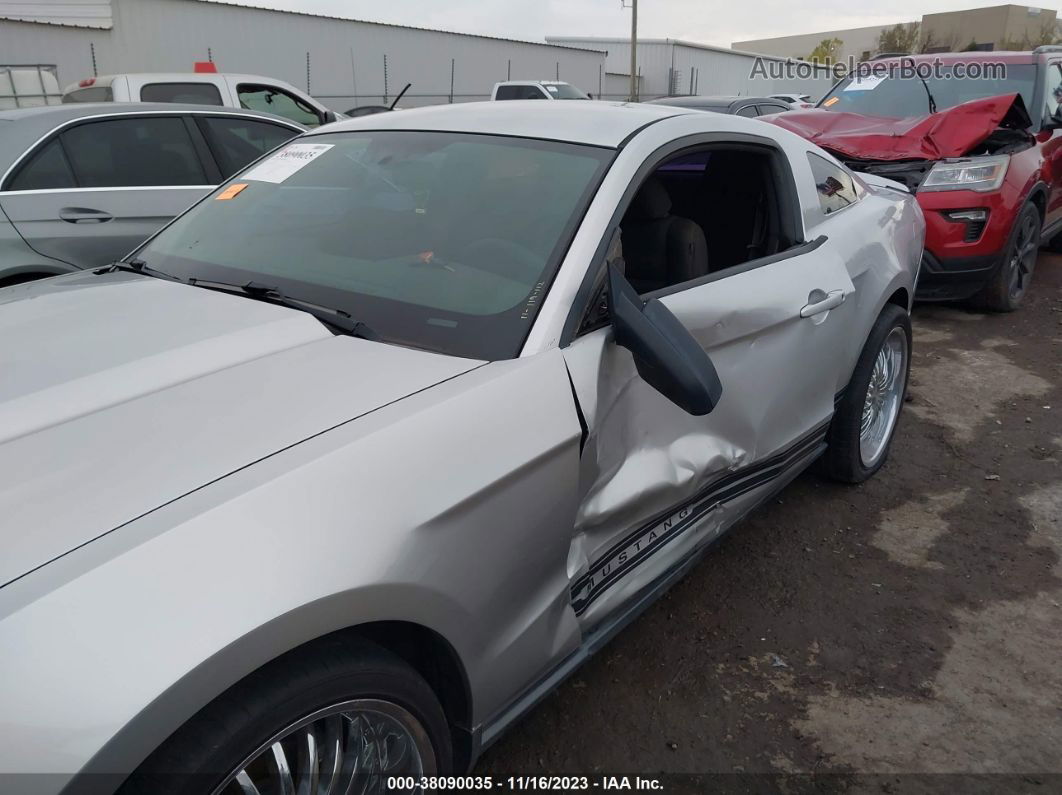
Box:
[62,69,339,127]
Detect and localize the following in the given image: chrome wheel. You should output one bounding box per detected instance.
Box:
[859,327,907,468]
[1006,211,1039,302]
[212,699,435,795]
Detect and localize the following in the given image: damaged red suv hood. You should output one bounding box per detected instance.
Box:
[769,93,1031,161]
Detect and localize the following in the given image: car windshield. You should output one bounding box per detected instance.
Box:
[818,64,1037,120]
[544,83,590,99]
[135,131,612,360]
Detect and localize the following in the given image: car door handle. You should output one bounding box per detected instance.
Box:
[800,289,845,318]
[59,207,113,224]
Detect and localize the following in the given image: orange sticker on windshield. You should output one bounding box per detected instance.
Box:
[216,183,248,200]
[823,96,839,107]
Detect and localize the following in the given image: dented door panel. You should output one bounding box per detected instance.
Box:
[563,245,855,627]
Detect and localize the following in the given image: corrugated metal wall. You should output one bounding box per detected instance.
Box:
[0,0,112,29]
[550,38,836,101]
[0,0,606,109]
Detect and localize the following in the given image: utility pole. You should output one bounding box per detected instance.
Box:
[628,0,638,102]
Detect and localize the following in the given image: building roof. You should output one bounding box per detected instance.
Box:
[0,0,112,29]
[546,36,836,71]
[189,0,606,52]
[316,100,692,148]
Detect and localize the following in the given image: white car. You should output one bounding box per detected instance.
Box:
[492,80,591,100]
[62,69,338,127]
[770,92,816,109]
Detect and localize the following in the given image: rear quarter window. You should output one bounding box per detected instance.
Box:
[141,82,224,106]
[62,86,113,103]
[807,152,859,215]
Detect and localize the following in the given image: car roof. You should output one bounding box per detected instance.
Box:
[649,95,784,109]
[868,51,1037,66]
[0,103,304,169]
[313,100,692,148]
[495,80,572,86]
[70,73,299,84]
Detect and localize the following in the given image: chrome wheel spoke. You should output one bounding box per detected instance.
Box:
[296,726,319,795]
[272,741,296,795]
[234,771,263,795]
[318,716,344,795]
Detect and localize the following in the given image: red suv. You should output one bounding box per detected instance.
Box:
[771,47,1062,311]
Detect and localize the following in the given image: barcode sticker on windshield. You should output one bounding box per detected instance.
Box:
[241,143,334,184]
[844,75,885,92]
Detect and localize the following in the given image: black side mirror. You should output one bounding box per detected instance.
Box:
[608,263,722,415]
[320,109,339,125]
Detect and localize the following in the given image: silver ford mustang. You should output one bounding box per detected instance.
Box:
[0,101,923,794]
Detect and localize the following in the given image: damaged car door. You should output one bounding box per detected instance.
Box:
[561,138,856,626]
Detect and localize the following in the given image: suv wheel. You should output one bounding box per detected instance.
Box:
[976,202,1040,312]
[120,634,452,795]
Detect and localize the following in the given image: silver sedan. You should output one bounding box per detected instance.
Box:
[0,100,923,794]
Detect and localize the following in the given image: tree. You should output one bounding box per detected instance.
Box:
[808,37,843,64]
[1000,19,1061,50]
[918,29,957,54]
[876,22,920,55]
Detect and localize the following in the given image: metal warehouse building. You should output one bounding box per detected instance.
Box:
[547,37,836,101]
[0,0,608,109]
[0,0,836,110]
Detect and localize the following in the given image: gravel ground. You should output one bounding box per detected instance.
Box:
[478,252,1062,791]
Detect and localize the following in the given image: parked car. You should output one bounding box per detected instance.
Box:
[491,80,590,100]
[62,68,339,127]
[770,92,815,109]
[0,103,304,287]
[0,100,922,793]
[648,94,792,116]
[770,46,1062,311]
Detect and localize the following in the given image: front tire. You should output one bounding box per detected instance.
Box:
[975,202,1040,312]
[821,304,911,483]
[120,634,452,795]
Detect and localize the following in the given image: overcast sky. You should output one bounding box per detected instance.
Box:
[208,0,1018,47]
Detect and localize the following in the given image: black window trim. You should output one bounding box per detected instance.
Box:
[559,131,808,348]
[0,111,301,192]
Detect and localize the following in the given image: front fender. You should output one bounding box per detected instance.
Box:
[0,350,583,792]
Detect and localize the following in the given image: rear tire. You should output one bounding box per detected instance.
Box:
[821,304,911,483]
[975,202,1040,312]
[120,633,452,795]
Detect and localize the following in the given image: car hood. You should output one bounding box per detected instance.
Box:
[769,93,1031,161]
[0,271,481,588]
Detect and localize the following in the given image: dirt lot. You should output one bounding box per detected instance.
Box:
[479,252,1062,791]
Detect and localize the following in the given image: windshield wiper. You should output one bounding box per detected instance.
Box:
[99,258,183,282]
[915,74,938,114]
[187,278,380,340]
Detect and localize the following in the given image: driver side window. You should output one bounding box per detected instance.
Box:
[237,84,321,127]
[577,143,796,334]
[1046,63,1062,122]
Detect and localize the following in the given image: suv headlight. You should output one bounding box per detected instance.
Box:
[920,155,1009,193]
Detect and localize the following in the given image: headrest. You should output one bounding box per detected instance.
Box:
[627,177,671,220]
